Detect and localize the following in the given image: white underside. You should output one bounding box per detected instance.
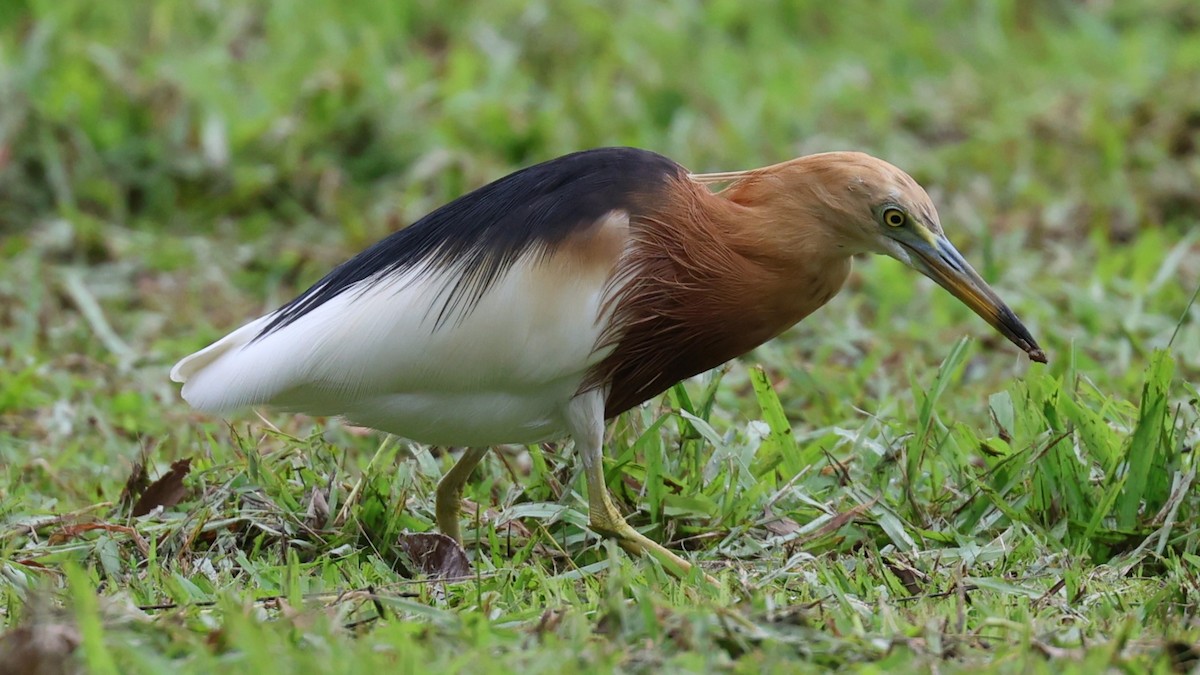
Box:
[171,256,617,446]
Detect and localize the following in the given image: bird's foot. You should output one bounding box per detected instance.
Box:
[588,500,718,585]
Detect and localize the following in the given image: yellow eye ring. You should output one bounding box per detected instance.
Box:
[883,208,906,227]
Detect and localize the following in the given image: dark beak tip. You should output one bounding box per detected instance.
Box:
[996,305,1044,364]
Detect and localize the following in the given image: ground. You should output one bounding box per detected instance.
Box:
[1,1,1199,672]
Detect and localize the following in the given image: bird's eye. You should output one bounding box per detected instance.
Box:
[883,208,906,227]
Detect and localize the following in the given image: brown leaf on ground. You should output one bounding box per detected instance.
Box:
[304,488,330,530]
[131,458,192,517]
[795,500,876,546]
[762,506,802,537]
[47,522,150,556]
[884,556,930,596]
[0,602,81,675]
[0,625,80,675]
[1166,641,1200,673]
[396,532,472,581]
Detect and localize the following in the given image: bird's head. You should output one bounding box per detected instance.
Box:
[735,152,1047,363]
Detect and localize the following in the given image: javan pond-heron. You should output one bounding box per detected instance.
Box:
[172,147,1045,580]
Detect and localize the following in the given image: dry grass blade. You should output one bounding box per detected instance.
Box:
[117,456,149,513]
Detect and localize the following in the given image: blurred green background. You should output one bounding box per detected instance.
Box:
[3,0,1197,416]
[2,1,1199,670]
[4,0,1199,242]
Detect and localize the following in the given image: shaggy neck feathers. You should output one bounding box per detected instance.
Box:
[592,175,852,417]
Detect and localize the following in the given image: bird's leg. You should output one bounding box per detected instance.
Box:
[434,446,490,545]
[565,392,713,583]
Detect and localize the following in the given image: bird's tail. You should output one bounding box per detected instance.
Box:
[170,317,274,412]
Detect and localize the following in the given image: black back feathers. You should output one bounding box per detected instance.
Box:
[254,147,683,340]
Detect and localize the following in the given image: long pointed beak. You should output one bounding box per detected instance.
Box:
[903,235,1047,363]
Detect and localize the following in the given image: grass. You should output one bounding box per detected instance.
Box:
[2,0,1200,671]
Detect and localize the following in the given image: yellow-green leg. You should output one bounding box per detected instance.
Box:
[567,392,716,584]
[435,447,490,544]
[583,458,706,579]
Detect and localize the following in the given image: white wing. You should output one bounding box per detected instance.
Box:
[171,251,621,443]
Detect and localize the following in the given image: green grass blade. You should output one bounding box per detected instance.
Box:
[748,365,806,478]
[66,564,119,675]
[1115,350,1174,528]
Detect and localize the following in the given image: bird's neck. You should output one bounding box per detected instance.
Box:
[709,171,856,268]
[697,178,854,315]
[589,178,852,415]
[666,177,853,342]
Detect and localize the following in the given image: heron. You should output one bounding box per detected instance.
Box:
[172,147,1045,580]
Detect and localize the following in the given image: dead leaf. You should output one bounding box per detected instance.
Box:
[1166,641,1200,673]
[304,488,330,530]
[0,599,81,675]
[131,458,192,517]
[762,506,802,537]
[0,624,80,675]
[884,556,929,596]
[396,532,471,581]
[529,609,564,638]
[795,500,876,546]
